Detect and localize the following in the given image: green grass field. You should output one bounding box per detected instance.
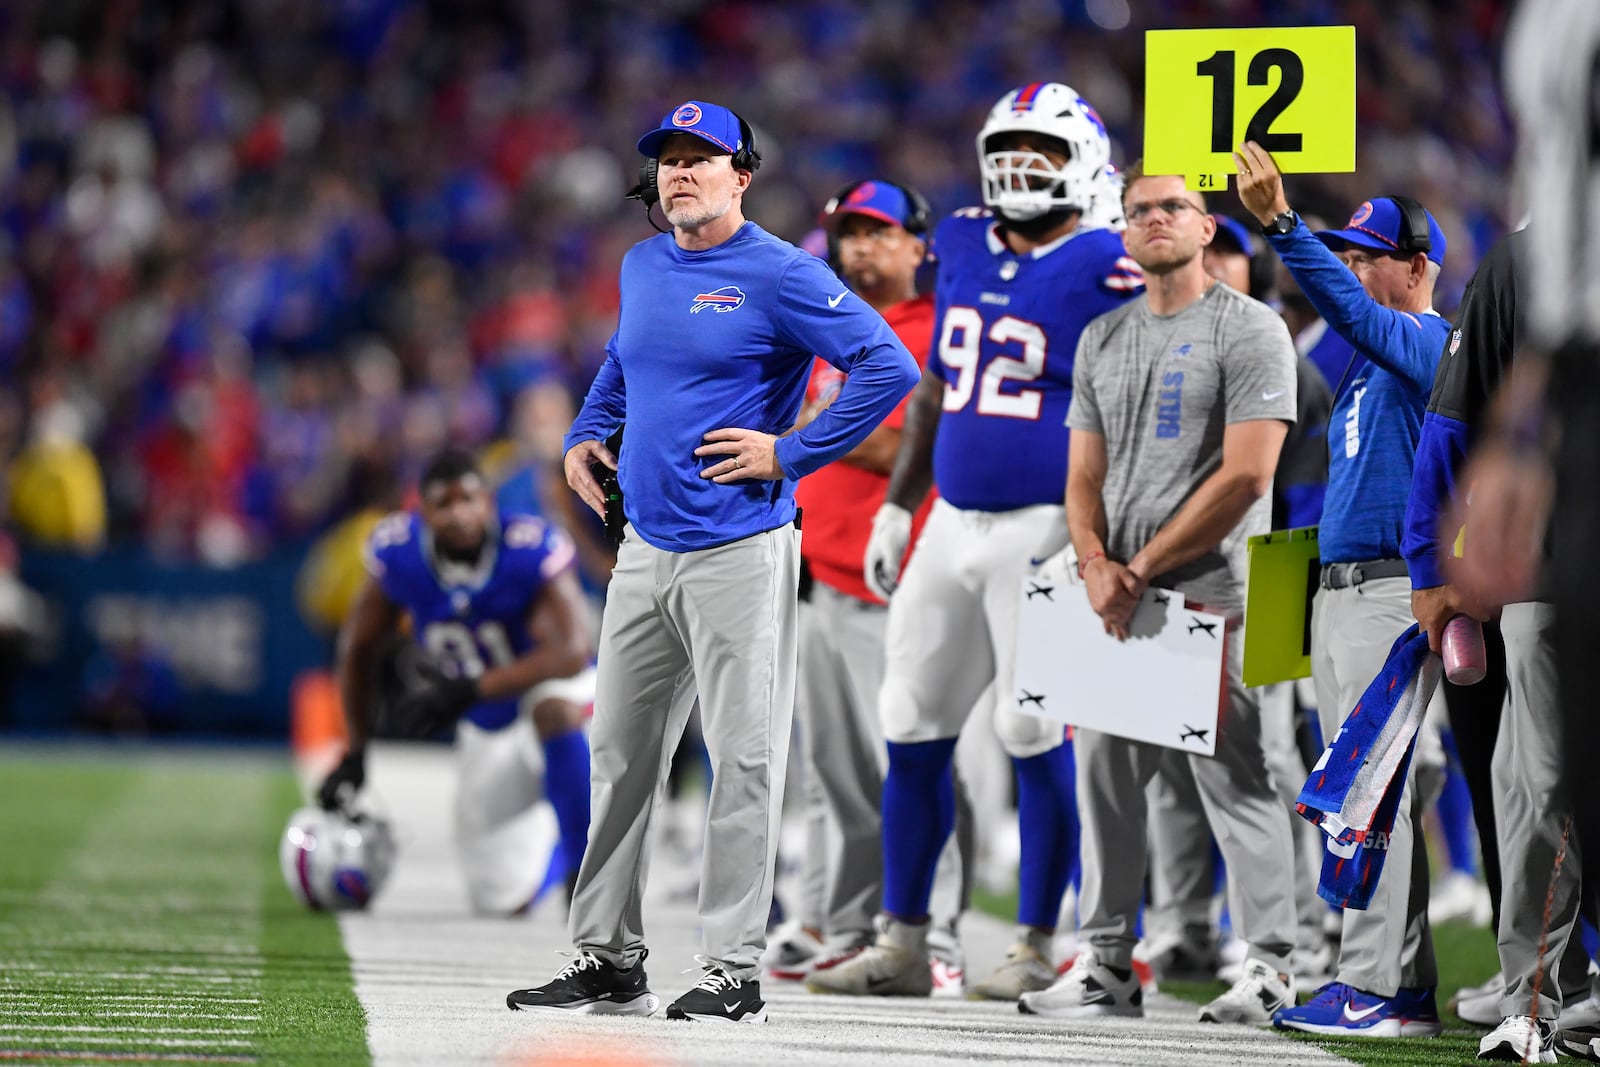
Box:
[973,884,1500,1067]
[0,748,368,1066]
[2,745,1509,1066]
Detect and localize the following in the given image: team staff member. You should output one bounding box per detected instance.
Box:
[1234,142,1449,1038]
[506,101,920,1025]
[783,180,971,991]
[1404,230,1593,1062]
[1023,164,1299,1025]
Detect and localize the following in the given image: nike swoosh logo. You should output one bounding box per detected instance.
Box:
[722,1000,741,1012]
[1262,389,1286,401]
[1343,1002,1384,1022]
[1029,557,1048,566]
[828,292,847,308]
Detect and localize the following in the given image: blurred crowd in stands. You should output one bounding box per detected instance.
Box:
[0,0,1515,611]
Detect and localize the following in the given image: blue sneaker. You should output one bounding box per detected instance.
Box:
[1273,982,1444,1037]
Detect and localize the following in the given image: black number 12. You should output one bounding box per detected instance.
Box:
[1196,48,1306,154]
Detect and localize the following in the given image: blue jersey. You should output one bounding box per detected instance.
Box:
[1267,222,1448,564]
[365,510,577,731]
[927,211,1142,511]
[563,221,920,552]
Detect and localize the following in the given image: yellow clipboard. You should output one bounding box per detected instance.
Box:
[1243,526,1320,686]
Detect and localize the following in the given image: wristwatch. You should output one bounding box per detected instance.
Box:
[1261,210,1298,237]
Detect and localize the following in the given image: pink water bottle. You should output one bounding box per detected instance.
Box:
[1442,615,1487,686]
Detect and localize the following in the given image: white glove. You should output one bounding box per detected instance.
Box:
[864,503,914,602]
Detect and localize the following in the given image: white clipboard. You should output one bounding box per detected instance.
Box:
[1013,574,1227,756]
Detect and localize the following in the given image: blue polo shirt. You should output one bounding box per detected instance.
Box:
[1266,221,1449,565]
[564,221,920,552]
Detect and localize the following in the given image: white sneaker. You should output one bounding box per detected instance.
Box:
[968,942,1055,1001]
[1018,950,1143,1019]
[1431,871,1494,927]
[1478,1015,1557,1062]
[805,920,931,997]
[1218,941,1329,986]
[926,922,966,997]
[761,921,825,981]
[1452,972,1506,1012]
[1460,984,1509,1028]
[1199,958,1294,1025]
[1562,969,1600,1029]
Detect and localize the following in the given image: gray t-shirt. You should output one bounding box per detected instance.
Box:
[1067,282,1297,615]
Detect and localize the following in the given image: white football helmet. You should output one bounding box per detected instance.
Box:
[1082,163,1127,231]
[280,805,397,911]
[977,82,1111,222]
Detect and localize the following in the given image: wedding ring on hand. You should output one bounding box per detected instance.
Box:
[734,457,742,469]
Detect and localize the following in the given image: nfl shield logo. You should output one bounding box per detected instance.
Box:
[1000,261,1019,281]
[1448,329,1461,356]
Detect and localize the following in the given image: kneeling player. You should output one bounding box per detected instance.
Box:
[318,449,594,915]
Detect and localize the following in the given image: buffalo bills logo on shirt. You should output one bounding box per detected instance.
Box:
[1349,201,1374,227]
[672,103,702,128]
[1170,343,1193,359]
[691,285,746,313]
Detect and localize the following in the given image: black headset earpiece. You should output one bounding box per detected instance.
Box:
[821,179,932,237]
[1388,194,1432,256]
[625,110,761,219]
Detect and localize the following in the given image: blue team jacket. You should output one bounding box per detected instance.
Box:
[564,222,920,552]
[1267,221,1449,564]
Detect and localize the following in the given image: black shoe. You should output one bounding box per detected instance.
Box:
[1557,1023,1600,1061]
[507,950,660,1016]
[665,964,769,1024]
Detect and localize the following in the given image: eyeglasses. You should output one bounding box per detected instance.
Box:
[1126,199,1202,224]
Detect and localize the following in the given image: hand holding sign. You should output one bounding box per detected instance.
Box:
[1233,140,1292,225]
[1144,26,1355,192]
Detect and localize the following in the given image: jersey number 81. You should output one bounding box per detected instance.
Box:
[939,307,1048,420]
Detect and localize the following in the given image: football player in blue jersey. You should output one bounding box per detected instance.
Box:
[810,82,1142,1001]
[317,448,595,916]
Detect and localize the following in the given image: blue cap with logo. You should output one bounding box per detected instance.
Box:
[637,100,749,160]
[824,180,920,232]
[1210,214,1256,257]
[1315,197,1447,266]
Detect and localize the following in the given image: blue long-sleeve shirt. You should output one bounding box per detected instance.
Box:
[1266,221,1449,564]
[563,221,920,552]
[1402,231,1524,589]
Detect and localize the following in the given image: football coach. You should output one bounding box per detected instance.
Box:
[507,99,920,1025]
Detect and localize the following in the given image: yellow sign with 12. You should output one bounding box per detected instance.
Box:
[1144,26,1355,192]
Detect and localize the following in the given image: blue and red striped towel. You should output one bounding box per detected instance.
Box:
[1296,625,1441,910]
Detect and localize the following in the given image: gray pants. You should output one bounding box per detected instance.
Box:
[1311,575,1435,997]
[570,523,800,980]
[1145,681,1327,949]
[1145,758,1217,937]
[1077,624,1297,972]
[797,582,970,942]
[1495,601,1585,1019]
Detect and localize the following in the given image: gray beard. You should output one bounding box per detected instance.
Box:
[665,196,731,231]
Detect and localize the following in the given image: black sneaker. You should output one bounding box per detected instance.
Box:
[665,964,769,1024]
[507,950,660,1016]
[1557,1022,1600,1061]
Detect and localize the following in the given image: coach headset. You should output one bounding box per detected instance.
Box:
[820,178,933,271]
[1323,193,1434,401]
[626,111,762,230]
